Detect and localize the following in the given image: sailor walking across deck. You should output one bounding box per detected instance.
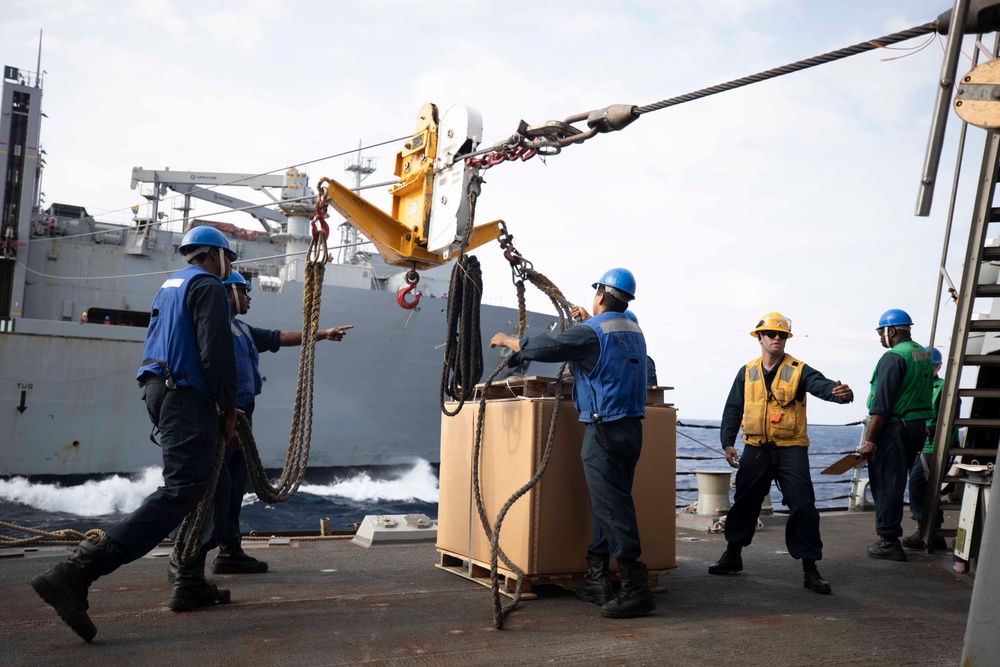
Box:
[29,226,241,642]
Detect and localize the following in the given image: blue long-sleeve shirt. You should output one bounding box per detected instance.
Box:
[507,326,600,373]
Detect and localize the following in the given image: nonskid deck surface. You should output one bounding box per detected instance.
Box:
[0,513,971,667]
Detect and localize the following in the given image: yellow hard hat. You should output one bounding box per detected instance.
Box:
[750,312,793,338]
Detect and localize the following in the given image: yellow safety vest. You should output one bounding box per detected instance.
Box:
[742,354,809,447]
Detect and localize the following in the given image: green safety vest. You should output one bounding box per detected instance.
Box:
[924,376,960,454]
[867,339,934,421]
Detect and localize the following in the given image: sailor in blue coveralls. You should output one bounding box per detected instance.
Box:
[490,267,655,619]
[30,226,240,642]
[209,270,353,575]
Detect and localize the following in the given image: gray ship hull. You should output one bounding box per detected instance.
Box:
[1,280,557,477]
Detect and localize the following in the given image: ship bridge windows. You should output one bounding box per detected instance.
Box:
[84,308,150,328]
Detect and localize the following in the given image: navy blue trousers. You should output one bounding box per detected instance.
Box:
[907,453,943,526]
[868,419,924,537]
[724,444,823,561]
[214,404,254,546]
[104,384,220,566]
[581,418,643,561]
[213,449,247,545]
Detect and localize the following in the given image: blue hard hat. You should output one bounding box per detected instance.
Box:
[928,346,943,365]
[178,226,237,261]
[592,267,636,301]
[624,310,638,324]
[222,270,250,293]
[877,309,913,329]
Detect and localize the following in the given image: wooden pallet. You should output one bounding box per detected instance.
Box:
[436,549,668,599]
[475,376,574,401]
[474,376,673,406]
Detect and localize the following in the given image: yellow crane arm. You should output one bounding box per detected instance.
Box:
[317,103,503,271]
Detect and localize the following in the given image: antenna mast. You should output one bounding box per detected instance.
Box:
[338,141,377,264]
[36,30,42,88]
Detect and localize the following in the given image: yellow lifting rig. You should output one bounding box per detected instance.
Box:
[315,103,504,274]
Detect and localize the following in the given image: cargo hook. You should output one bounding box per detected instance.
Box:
[396,269,422,309]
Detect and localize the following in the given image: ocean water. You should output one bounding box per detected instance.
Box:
[0,423,865,539]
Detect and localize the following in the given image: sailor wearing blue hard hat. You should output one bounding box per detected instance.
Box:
[490,267,654,619]
[862,309,935,562]
[31,225,240,641]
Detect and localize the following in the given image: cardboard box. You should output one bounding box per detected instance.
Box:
[437,398,676,575]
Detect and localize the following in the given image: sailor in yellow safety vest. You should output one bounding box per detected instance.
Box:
[708,312,854,595]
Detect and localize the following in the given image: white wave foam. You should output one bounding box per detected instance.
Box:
[0,459,440,515]
[0,467,163,516]
[299,458,439,503]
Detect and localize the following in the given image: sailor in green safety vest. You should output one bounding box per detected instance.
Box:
[860,309,934,562]
[901,347,958,551]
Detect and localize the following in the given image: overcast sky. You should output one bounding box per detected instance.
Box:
[2,0,984,423]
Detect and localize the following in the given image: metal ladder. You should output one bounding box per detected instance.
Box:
[923,55,1000,551]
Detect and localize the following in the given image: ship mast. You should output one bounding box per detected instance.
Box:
[337,141,377,265]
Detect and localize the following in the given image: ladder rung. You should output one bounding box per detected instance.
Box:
[932,528,958,537]
[939,503,963,511]
[984,246,1000,260]
[975,283,1000,297]
[968,319,1000,332]
[946,446,999,456]
[962,354,1000,366]
[958,388,1000,398]
[952,417,1000,428]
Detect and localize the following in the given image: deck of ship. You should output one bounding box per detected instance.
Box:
[0,511,972,666]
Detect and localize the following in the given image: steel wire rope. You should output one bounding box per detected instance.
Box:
[634,23,937,115]
[455,23,938,165]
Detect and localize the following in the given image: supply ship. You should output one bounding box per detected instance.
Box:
[0,70,557,478]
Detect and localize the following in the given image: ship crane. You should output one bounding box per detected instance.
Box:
[129,167,307,233]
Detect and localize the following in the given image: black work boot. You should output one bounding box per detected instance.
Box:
[901,520,926,550]
[169,551,231,611]
[212,540,268,574]
[601,559,656,619]
[575,553,615,605]
[802,561,832,595]
[867,535,907,561]
[708,545,743,575]
[29,536,118,642]
[166,553,181,583]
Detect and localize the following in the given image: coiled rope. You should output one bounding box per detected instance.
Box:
[440,254,485,416]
